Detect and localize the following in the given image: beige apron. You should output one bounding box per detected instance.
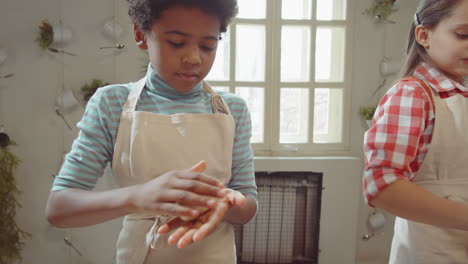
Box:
[111,78,237,264]
[389,79,468,264]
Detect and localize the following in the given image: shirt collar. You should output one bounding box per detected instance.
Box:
[414,62,468,92]
[144,64,203,100]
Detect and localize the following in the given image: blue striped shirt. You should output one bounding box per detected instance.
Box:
[52,65,257,200]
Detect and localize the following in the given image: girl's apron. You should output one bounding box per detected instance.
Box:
[111,78,237,264]
[389,78,468,264]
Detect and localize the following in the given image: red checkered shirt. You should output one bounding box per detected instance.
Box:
[363,62,468,205]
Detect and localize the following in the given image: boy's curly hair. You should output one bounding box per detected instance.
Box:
[127,0,238,33]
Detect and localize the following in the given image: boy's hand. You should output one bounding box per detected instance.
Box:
[180,161,212,221]
[128,161,225,219]
[157,189,246,248]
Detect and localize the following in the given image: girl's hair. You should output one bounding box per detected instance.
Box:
[401,0,462,77]
[127,0,238,34]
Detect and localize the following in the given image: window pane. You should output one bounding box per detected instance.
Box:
[315,27,345,82]
[313,88,343,143]
[206,30,230,81]
[281,26,310,82]
[235,87,264,143]
[280,88,309,143]
[282,0,311,20]
[213,86,230,92]
[238,0,266,19]
[236,25,265,82]
[316,0,347,20]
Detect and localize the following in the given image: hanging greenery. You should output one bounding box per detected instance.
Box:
[364,0,397,22]
[35,19,77,56]
[359,105,377,120]
[0,133,30,264]
[81,79,110,102]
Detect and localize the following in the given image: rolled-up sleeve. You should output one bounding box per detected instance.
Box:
[226,96,257,201]
[363,81,433,205]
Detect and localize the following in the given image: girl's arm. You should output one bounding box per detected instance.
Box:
[46,168,226,228]
[363,80,434,203]
[372,179,468,230]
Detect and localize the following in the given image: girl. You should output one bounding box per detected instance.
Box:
[45,0,258,263]
[363,0,468,263]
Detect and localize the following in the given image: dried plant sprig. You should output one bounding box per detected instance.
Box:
[36,20,54,50]
[81,79,110,102]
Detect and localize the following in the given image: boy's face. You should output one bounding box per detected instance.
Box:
[136,7,221,93]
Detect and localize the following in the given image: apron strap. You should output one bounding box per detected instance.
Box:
[123,78,146,112]
[122,78,232,115]
[402,76,436,114]
[203,82,232,115]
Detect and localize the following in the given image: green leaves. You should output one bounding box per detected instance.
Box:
[365,0,397,21]
[359,105,377,120]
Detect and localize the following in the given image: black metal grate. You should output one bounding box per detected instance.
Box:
[234,171,323,264]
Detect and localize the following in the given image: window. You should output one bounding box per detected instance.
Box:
[206,0,350,156]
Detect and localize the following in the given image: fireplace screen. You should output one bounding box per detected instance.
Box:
[234,171,323,264]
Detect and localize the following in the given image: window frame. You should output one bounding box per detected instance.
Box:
[207,0,354,156]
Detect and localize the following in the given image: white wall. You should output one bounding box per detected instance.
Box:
[0,0,417,263]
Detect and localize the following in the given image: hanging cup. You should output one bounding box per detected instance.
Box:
[380,59,401,76]
[367,211,386,231]
[53,25,73,45]
[56,89,79,114]
[102,19,124,41]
